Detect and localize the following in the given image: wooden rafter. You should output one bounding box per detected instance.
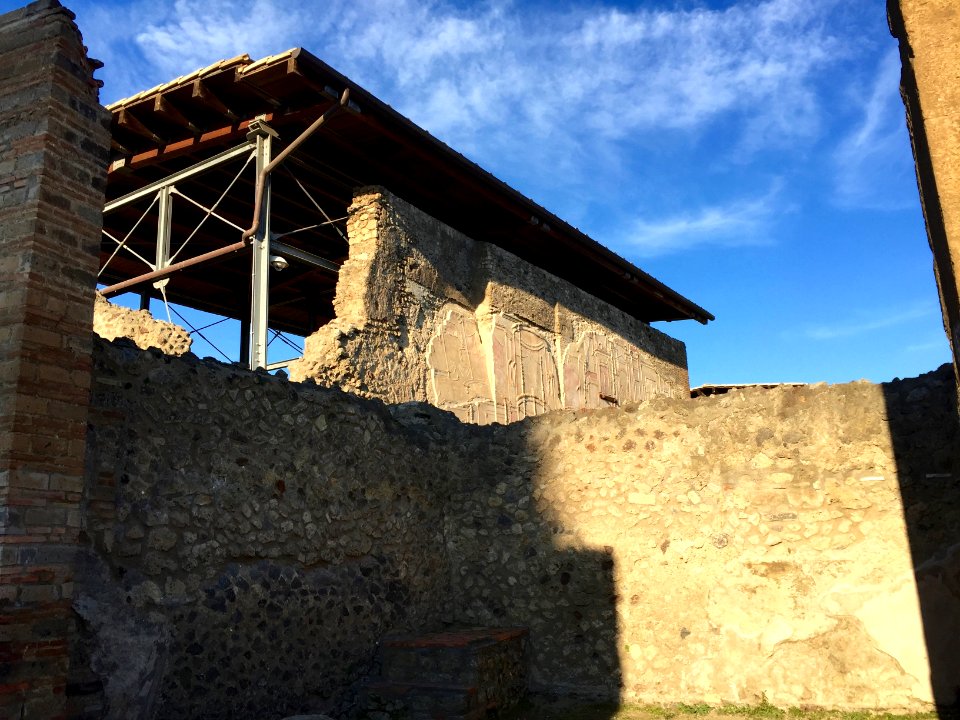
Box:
[154,95,202,134]
[108,115,269,174]
[191,79,239,122]
[118,108,165,146]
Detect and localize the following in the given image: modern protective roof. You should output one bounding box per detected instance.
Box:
[102,47,713,335]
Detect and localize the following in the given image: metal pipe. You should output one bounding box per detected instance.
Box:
[241,88,350,241]
[99,240,250,297]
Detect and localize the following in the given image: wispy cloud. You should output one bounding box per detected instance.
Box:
[906,338,948,354]
[80,0,844,160]
[801,302,939,341]
[620,181,784,258]
[133,0,309,78]
[832,48,917,210]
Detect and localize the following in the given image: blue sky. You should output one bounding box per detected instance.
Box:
[15,0,949,386]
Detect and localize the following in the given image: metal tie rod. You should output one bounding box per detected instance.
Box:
[99,240,250,297]
[270,239,340,274]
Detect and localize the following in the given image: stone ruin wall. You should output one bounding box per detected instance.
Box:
[446,365,960,710]
[74,337,960,718]
[92,294,191,356]
[288,187,689,424]
[6,2,960,716]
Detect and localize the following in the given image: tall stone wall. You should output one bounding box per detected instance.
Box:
[289,187,688,424]
[889,0,960,396]
[0,2,109,718]
[76,336,960,716]
[76,340,453,719]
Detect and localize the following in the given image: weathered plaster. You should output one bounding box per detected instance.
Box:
[290,188,689,424]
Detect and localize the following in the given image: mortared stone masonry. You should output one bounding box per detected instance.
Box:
[0,1,109,717]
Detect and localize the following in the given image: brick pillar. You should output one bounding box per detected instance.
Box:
[889,0,960,396]
[0,1,109,718]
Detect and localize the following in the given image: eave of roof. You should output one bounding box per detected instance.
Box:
[106,47,714,326]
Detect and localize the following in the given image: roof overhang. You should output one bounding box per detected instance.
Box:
[103,47,714,334]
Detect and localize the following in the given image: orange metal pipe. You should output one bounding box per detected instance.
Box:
[241,88,350,241]
[99,240,250,297]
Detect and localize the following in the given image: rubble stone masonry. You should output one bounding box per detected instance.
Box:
[77,337,960,717]
[92,295,192,357]
[0,1,109,718]
[4,2,960,718]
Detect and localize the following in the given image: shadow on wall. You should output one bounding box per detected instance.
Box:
[438,414,621,712]
[884,368,960,711]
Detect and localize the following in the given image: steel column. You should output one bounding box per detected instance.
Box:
[247,119,277,370]
[154,184,173,293]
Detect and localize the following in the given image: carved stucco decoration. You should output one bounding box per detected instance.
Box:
[426,306,495,424]
[488,313,561,424]
[428,306,562,424]
[562,331,666,409]
[429,305,670,423]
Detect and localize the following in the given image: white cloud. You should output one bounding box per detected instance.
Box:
[620,181,784,257]
[76,0,862,261]
[801,302,939,341]
[86,0,844,156]
[832,48,917,210]
[906,338,948,354]
[133,0,309,79]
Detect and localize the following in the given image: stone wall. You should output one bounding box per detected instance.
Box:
[289,188,688,424]
[0,2,109,718]
[889,0,960,397]
[446,365,960,709]
[75,340,454,719]
[92,295,191,356]
[76,334,960,716]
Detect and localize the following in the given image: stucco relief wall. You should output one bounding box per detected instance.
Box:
[290,187,689,424]
[427,305,674,424]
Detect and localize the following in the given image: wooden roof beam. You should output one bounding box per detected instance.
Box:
[118,107,165,146]
[192,79,239,122]
[286,56,342,101]
[108,116,269,175]
[154,94,202,134]
[110,137,131,156]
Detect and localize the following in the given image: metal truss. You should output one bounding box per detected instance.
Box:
[100,94,349,370]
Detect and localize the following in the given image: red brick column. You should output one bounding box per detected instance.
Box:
[0,1,109,717]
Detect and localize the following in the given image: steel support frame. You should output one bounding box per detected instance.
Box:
[99,110,345,368]
[100,140,257,298]
[104,142,255,214]
[153,184,173,294]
